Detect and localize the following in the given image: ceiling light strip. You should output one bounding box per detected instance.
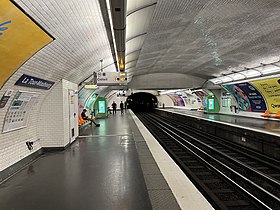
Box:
[209,61,280,85]
[105,0,120,71]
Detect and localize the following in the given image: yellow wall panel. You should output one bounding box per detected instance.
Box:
[0,0,53,89]
[251,78,280,113]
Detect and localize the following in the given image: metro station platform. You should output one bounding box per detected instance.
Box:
[161,108,280,137]
[0,111,213,210]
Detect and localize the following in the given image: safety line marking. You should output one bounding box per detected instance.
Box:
[78,134,133,138]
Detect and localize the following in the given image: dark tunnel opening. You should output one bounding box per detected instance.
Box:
[126,92,158,112]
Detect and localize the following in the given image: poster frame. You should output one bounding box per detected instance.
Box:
[2,90,40,133]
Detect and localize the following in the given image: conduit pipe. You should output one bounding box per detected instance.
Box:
[109,0,127,72]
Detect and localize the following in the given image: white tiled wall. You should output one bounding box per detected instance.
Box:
[38,79,78,148]
[0,0,108,173]
[38,82,64,147]
[0,78,78,172]
[0,73,46,172]
[157,95,174,107]
[62,80,78,146]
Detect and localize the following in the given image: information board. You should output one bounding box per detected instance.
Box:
[2,91,39,133]
[97,72,127,86]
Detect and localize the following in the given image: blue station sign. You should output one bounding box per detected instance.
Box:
[15,74,55,90]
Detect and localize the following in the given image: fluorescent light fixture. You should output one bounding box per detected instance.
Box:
[242,69,261,78]
[106,0,119,71]
[209,78,222,84]
[220,76,233,83]
[208,60,280,85]
[159,89,186,95]
[254,64,280,75]
[230,73,245,80]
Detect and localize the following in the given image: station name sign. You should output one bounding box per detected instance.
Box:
[15,74,55,90]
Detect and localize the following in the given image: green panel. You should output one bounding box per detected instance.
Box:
[206,95,220,113]
[85,93,97,110]
[93,97,108,118]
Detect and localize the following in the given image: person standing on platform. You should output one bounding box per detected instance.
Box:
[112,101,117,115]
[120,101,124,115]
[124,101,127,110]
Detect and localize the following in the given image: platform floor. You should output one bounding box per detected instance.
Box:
[0,111,184,210]
[162,108,280,136]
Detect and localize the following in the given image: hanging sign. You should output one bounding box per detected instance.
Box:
[97,72,127,86]
[15,74,55,90]
[0,0,53,89]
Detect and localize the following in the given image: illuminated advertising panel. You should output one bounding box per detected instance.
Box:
[208,99,214,110]
[223,82,267,112]
[98,101,106,113]
[0,0,53,89]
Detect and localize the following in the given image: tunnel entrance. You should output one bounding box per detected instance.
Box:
[127,92,158,112]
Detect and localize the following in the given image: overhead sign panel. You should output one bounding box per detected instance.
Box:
[97,72,127,86]
[0,0,53,89]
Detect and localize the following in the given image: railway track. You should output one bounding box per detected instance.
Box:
[136,112,280,210]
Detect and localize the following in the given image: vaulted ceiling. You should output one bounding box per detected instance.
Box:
[133,0,280,80]
[6,0,280,89]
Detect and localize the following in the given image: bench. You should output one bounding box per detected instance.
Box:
[261,110,271,118]
[78,115,88,126]
[271,111,280,119]
[261,110,280,119]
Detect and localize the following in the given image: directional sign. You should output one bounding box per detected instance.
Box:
[97,72,127,86]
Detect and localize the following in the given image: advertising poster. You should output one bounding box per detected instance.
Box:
[251,78,280,113]
[194,90,208,100]
[223,82,267,112]
[168,95,185,106]
[174,95,185,106]
[2,91,39,133]
[0,0,53,88]
[98,101,106,113]
[208,99,215,110]
[167,95,178,106]
[193,90,208,109]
